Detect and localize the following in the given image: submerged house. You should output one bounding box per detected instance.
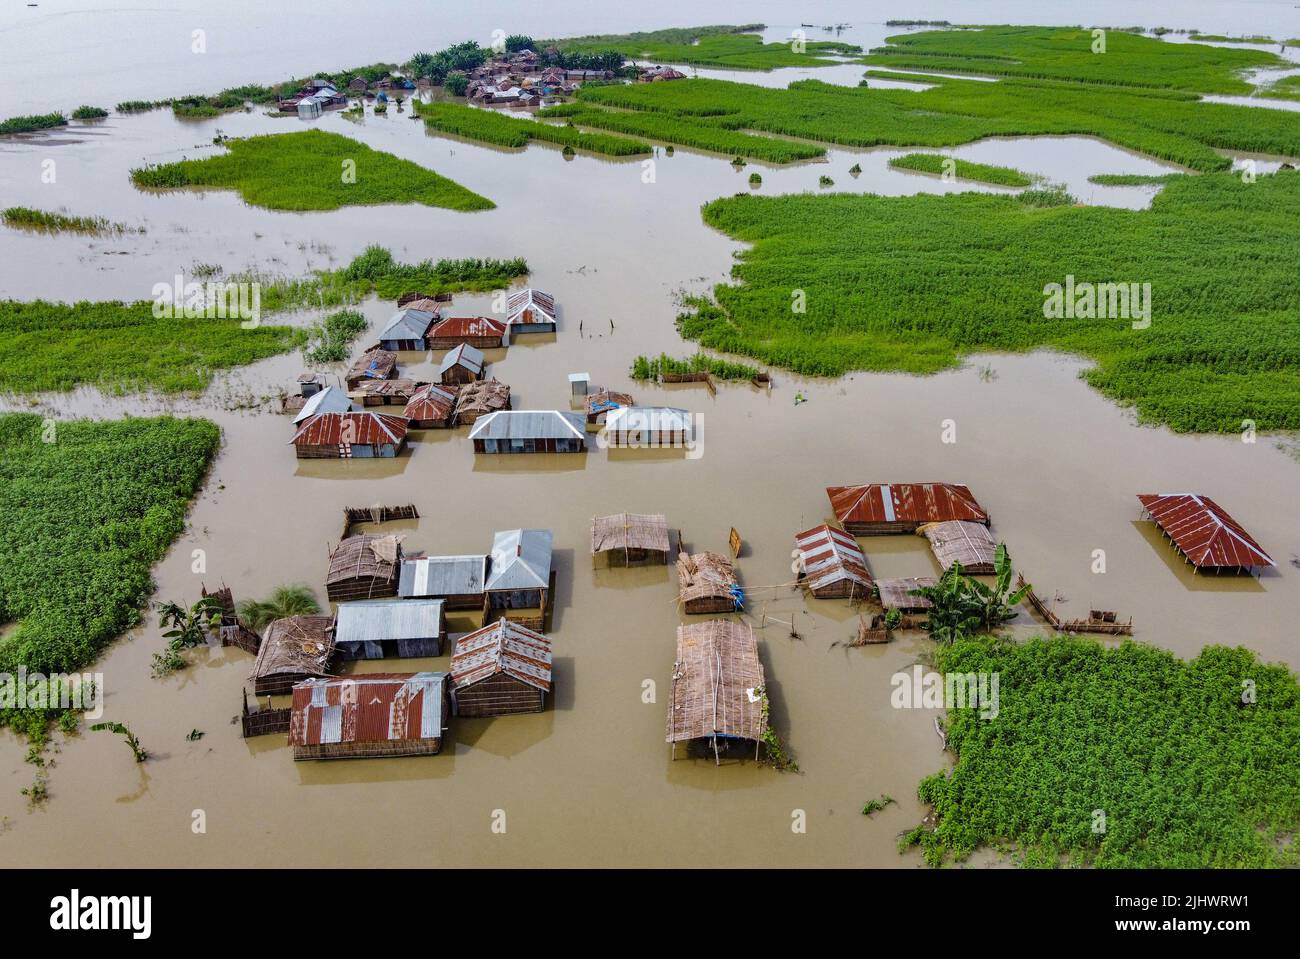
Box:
[402,383,459,428]
[794,524,873,600]
[667,621,766,762]
[585,389,632,426]
[292,385,353,425]
[677,551,741,614]
[486,528,552,611]
[344,347,397,390]
[1137,493,1275,574]
[326,533,403,602]
[333,598,446,659]
[289,411,408,459]
[348,378,429,407]
[398,554,488,609]
[449,620,552,717]
[426,315,506,349]
[827,483,989,534]
[378,307,438,352]
[468,410,586,453]
[437,343,486,385]
[591,512,670,566]
[505,288,557,334]
[604,406,693,449]
[875,577,937,613]
[289,672,449,760]
[252,615,336,696]
[453,378,512,425]
[918,520,997,574]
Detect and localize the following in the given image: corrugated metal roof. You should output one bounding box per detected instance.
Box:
[449,620,552,692]
[402,384,458,421]
[289,411,408,446]
[605,406,692,433]
[289,672,447,746]
[506,288,557,324]
[486,528,552,591]
[293,385,353,424]
[467,410,585,441]
[334,599,445,645]
[1137,493,1275,569]
[347,348,396,380]
[437,343,485,376]
[428,315,506,338]
[398,555,487,597]
[794,524,873,591]
[827,483,989,526]
[380,308,437,342]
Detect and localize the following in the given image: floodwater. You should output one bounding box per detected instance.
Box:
[0,2,1298,868]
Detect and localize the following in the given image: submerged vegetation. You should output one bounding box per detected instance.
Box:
[1087,172,1188,186]
[889,153,1035,187]
[236,585,322,631]
[130,129,493,212]
[904,635,1300,868]
[544,24,859,70]
[684,169,1300,433]
[2,207,135,235]
[305,309,367,363]
[631,351,761,381]
[0,112,68,135]
[70,105,109,120]
[417,101,651,156]
[0,414,220,738]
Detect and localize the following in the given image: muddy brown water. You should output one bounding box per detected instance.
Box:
[1,5,1298,867]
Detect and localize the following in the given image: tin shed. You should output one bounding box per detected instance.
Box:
[449,620,552,717]
[289,672,449,760]
[334,598,446,659]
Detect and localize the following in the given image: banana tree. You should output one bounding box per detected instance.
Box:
[909,544,1030,644]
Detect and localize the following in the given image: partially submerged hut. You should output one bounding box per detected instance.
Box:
[289,672,449,760]
[875,577,937,613]
[437,343,485,385]
[1137,493,1275,573]
[486,528,552,611]
[333,598,446,659]
[452,378,511,425]
[449,620,552,717]
[505,288,557,334]
[402,383,459,428]
[292,385,353,425]
[585,389,632,426]
[468,410,586,453]
[591,512,670,566]
[918,520,997,574]
[604,406,693,448]
[398,554,488,609]
[794,524,873,600]
[426,315,506,349]
[667,621,765,762]
[252,615,335,696]
[326,533,403,601]
[827,483,989,534]
[289,411,408,459]
[378,307,438,352]
[348,378,429,407]
[677,551,740,614]
[344,347,397,389]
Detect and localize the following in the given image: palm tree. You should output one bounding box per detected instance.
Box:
[236,585,321,631]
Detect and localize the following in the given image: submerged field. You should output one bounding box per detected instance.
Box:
[684,171,1300,433]
[544,24,860,70]
[130,129,493,212]
[0,414,220,733]
[908,635,1300,868]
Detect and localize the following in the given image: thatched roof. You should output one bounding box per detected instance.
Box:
[676,551,737,605]
[917,521,996,572]
[591,513,669,554]
[252,615,335,680]
[667,621,765,744]
[453,378,511,419]
[327,534,402,586]
[875,577,936,611]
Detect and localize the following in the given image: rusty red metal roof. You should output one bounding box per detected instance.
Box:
[794,524,872,591]
[827,483,988,526]
[289,673,446,746]
[428,315,507,338]
[402,384,458,421]
[449,620,552,692]
[289,411,408,446]
[1137,493,1274,569]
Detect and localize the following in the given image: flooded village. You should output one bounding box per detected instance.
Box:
[0,3,1298,874]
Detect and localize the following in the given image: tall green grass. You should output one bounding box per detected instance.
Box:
[2,207,134,235]
[544,24,859,70]
[130,129,493,211]
[417,101,651,156]
[683,170,1300,433]
[0,112,67,135]
[888,153,1034,187]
